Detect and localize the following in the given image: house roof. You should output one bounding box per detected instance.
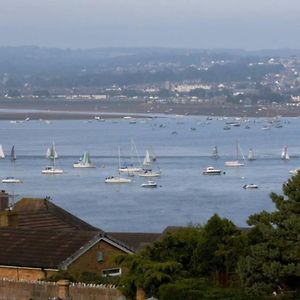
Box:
[0,228,99,269]
[107,232,162,252]
[13,198,100,232]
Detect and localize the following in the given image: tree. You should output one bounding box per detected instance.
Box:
[238,173,300,297]
[191,214,242,285]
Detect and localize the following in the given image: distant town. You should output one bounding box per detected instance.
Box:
[1,47,300,117]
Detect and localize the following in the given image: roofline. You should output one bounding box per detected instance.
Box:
[59,234,134,270]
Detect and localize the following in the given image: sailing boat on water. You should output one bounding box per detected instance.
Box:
[73,152,96,168]
[0,145,5,159]
[119,139,142,173]
[105,147,132,183]
[225,142,245,167]
[42,153,64,174]
[248,148,255,161]
[10,145,16,161]
[212,146,219,159]
[281,146,290,160]
[46,142,58,160]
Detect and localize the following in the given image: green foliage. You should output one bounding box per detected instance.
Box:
[159,278,257,300]
[191,214,242,279]
[238,172,300,296]
[46,270,120,285]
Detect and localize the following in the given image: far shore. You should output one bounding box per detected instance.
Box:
[0,99,299,120]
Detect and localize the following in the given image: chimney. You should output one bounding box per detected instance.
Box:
[0,210,18,228]
[0,190,9,212]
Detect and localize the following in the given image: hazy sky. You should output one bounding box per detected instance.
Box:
[1,0,300,49]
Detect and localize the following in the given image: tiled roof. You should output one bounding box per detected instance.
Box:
[0,228,98,269]
[13,198,100,232]
[107,232,162,252]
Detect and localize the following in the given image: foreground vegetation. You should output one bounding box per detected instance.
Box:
[113,173,300,299]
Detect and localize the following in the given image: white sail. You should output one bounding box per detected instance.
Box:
[281,146,290,160]
[0,145,5,159]
[212,146,219,159]
[46,142,58,159]
[248,148,255,161]
[143,150,152,166]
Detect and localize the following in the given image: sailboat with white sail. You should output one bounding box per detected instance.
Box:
[119,139,142,173]
[225,142,245,167]
[0,145,5,159]
[247,148,255,161]
[73,152,96,168]
[46,142,58,160]
[105,147,132,183]
[281,146,290,160]
[10,145,16,161]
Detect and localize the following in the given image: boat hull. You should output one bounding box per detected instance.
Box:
[105,177,131,183]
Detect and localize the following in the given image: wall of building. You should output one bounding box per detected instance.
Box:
[0,279,125,300]
[0,267,47,281]
[67,239,127,276]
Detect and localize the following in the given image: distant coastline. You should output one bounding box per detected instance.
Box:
[0,99,299,120]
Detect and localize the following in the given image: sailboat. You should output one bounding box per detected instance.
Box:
[10,145,16,161]
[46,142,58,160]
[119,139,142,173]
[281,146,290,160]
[0,145,5,159]
[73,152,96,168]
[42,154,63,174]
[248,148,255,161]
[225,142,245,167]
[105,147,132,183]
[212,146,219,159]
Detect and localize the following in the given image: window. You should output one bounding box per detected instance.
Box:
[96,251,104,262]
[102,268,122,277]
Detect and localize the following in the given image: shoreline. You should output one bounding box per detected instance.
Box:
[0,99,299,120]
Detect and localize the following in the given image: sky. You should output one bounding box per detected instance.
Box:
[0,0,300,50]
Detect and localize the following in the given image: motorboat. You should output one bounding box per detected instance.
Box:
[2,177,23,183]
[202,166,223,175]
[73,152,96,168]
[104,176,131,184]
[137,169,161,177]
[42,166,64,175]
[243,184,258,189]
[141,180,157,188]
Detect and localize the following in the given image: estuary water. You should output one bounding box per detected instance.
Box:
[0,116,298,232]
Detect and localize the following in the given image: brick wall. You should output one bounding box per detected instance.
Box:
[0,279,125,300]
[67,239,126,276]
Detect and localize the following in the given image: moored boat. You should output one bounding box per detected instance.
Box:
[73,152,96,168]
[202,166,223,175]
[243,184,258,189]
[141,180,157,188]
[2,177,23,183]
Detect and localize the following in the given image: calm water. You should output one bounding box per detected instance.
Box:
[0,116,298,232]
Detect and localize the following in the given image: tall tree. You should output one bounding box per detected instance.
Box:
[238,173,300,296]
